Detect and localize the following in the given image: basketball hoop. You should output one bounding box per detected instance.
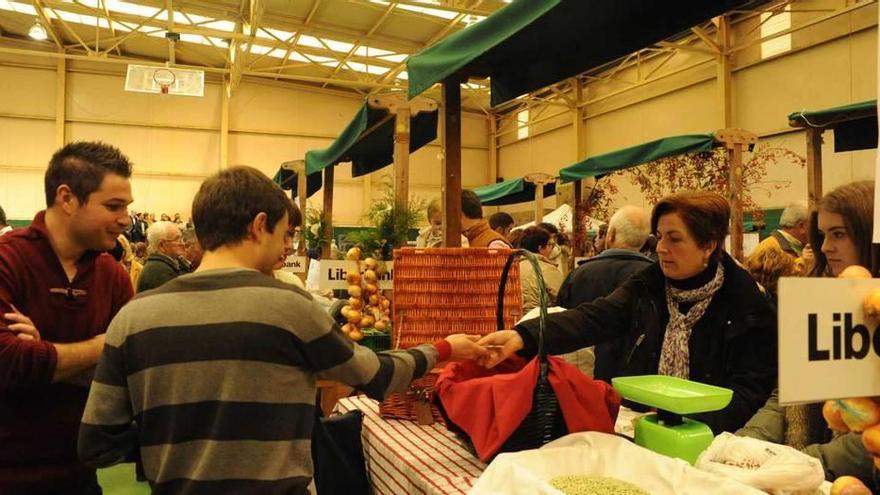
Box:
[153,68,176,95]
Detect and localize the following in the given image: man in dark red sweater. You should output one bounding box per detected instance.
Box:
[0,141,134,494]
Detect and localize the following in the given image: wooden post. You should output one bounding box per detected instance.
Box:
[294,162,308,258]
[571,77,588,258]
[55,57,66,148]
[393,106,411,210]
[322,166,334,259]
[220,79,230,169]
[524,173,556,224]
[489,115,499,185]
[806,128,824,209]
[573,180,584,257]
[441,78,462,247]
[715,128,758,262]
[716,15,733,129]
[368,93,438,210]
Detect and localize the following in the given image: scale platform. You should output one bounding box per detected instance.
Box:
[612,375,733,465]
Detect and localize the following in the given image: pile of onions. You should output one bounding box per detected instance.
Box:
[340,249,392,341]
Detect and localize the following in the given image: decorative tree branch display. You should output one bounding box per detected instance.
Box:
[574,144,806,240]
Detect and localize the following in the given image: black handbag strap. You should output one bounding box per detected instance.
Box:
[497,249,550,360]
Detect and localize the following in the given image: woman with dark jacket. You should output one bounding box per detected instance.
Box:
[479,191,777,434]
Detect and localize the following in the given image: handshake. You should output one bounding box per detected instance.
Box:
[443,331,526,368]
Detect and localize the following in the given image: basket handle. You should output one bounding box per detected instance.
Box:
[496,249,550,359]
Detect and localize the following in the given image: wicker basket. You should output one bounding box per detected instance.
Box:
[495,250,567,452]
[378,372,445,425]
[391,247,523,349]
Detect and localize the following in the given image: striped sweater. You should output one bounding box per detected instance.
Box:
[78,267,440,494]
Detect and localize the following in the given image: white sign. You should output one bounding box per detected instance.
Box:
[280,255,307,274]
[317,260,393,290]
[779,277,880,404]
[724,232,760,258]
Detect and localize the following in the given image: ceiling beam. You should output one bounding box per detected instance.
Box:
[347,0,492,17]
[323,2,395,88]
[31,0,63,50]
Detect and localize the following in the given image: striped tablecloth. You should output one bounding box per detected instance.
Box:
[336,395,487,495]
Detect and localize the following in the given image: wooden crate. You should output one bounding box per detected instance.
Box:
[391,248,523,349]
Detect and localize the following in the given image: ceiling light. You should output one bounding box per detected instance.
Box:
[28,19,48,40]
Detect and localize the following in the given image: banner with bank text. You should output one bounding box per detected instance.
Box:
[779,277,880,404]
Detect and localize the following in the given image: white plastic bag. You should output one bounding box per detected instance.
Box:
[469,432,764,495]
[695,432,825,494]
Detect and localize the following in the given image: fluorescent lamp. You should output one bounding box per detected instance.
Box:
[28,19,48,40]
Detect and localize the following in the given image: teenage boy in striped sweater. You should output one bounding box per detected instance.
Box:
[79,166,486,494]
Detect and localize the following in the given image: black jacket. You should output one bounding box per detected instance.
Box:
[557,249,654,382]
[516,252,777,434]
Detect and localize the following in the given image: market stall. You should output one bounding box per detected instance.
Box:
[405,0,748,246]
[335,396,649,495]
[558,131,758,261]
[474,174,557,223]
[302,94,439,257]
[788,100,878,207]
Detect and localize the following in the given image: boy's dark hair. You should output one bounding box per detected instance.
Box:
[45,141,132,207]
[520,226,551,254]
[192,166,295,251]
[489,212,514,231]
[0,205,6,226]
[461,190,483,220]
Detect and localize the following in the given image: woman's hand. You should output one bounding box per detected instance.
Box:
[476,330,524,368]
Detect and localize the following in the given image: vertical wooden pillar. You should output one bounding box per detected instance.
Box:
[489,115,499,184]
[368,93,438,213]
[716,15,733,129]
[571,77,588,258]
[296,165,308,258]
[525,173,555,225]
[55,57,66,148]
[220,79,230,169]
[728,142,744,261]
[441,78,462,247]
[393,107,411,210]
[806,128,824,209]
[322,166,334,259]
[534,184,544,223]
[715,128,757,262]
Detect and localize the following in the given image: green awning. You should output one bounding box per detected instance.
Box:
[559,134,716,183]
[273,165,322,199]
[473,177,557,206]
[304,101,439,177]
[407,0,748,106]
[788,100,877,152]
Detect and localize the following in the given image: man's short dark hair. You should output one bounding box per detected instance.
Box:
[520,226,551,254]
[461,190,483,220]
[192,166,295,251]
[489,212,514,231]
[45,141,133,207]
[0,205,6,226]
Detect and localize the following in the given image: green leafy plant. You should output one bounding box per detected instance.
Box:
[303,203,329,250]
[344,179,426,260]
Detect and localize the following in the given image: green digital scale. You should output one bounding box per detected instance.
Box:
[612,375,733,465]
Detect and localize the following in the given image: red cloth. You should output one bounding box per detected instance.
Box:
[0,211,133,492]
[436,355,621,462]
